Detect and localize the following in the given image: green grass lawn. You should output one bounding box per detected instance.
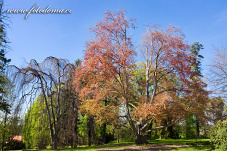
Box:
[17,139,224,151]
[148,138,210,144]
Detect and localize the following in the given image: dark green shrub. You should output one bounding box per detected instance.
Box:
[105,133,114,143]
[4,139,26,150]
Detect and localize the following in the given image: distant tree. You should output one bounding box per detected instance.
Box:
[208,96,226,124]
[0,85,20,151]
[0,2,14,149]
[210,46,227,98]
[187,42,208,138]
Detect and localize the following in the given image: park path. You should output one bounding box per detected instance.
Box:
[95,144,190,151]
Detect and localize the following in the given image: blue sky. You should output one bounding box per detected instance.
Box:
[4,0,227,75]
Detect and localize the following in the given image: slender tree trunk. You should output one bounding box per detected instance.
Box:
[88,128,91,146]
[204,125,207,138]
[102,123,106,144]
[145,47,149,103]
[117,128,119,143]
[74,104,78,148]
[87,116,94,146]
[196,116,200,138]
[50,95,58,149]
[53,74,61,149]
[70,134,74,148]
[102,100,107,144]
[40,79,56,149]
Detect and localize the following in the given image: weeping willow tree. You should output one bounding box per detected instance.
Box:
[12,57,79,149]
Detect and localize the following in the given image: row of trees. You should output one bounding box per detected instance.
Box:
[0,0,11,114]
[0,0,19,151]
[0,9,226,150]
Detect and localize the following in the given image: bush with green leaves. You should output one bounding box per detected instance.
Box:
[3,139,25,150]
[209,119,227,149]
[118,127,135,142]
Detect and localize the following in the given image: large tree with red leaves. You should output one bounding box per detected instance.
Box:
[74,10,200,144]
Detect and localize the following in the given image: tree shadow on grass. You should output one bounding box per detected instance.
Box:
[96,144,191,151]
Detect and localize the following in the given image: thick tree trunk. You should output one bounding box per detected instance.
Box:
[52,135,58,149]
[135,134,148,144]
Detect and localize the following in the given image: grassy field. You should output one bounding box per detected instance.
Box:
[18,139,223,151]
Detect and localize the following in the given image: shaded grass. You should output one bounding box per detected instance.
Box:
[172,146,223,151]
[21,142,135,151]
[148,139,217,151]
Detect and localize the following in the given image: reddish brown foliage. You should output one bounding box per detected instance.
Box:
[74,10,208,143]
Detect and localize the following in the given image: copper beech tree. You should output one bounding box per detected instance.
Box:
[74,10,204,144]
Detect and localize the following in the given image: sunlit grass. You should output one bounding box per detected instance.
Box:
[148,138,210,144]
[17,139,220,151]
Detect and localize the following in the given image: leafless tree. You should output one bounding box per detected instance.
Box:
[210,46,227,99]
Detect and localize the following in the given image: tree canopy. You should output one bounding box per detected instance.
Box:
[74,10,209,144]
